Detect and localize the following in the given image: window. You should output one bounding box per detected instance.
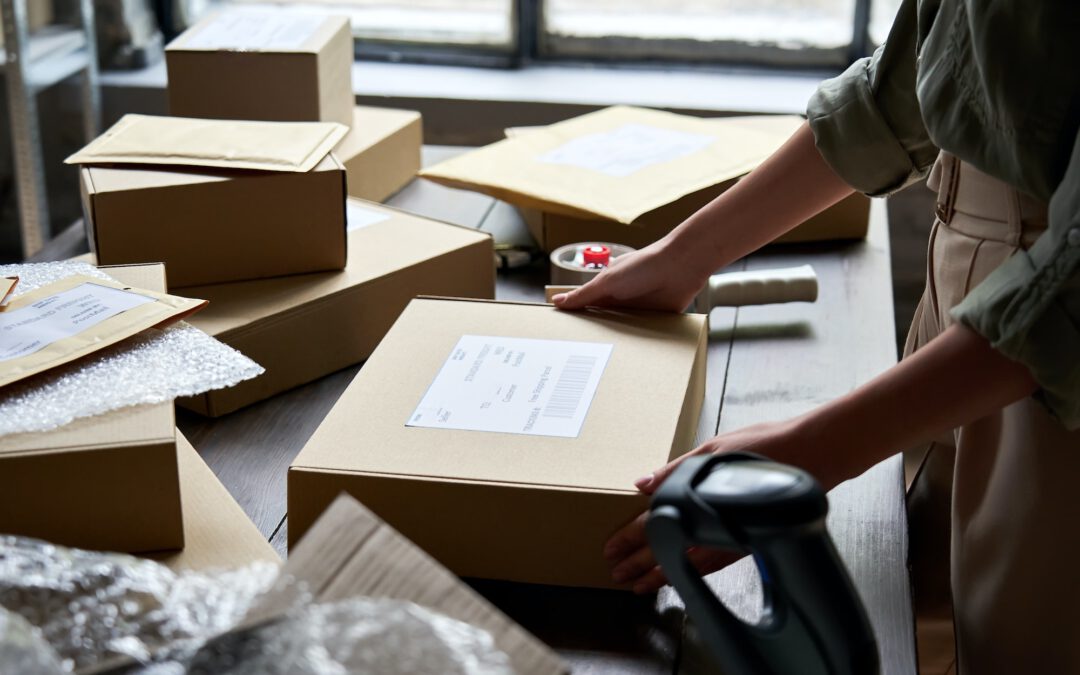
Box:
[215,0,902,68]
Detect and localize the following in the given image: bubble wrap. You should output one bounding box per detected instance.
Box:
[0,536,515,675]
[0,262,263,436]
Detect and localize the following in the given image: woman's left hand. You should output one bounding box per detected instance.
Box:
[604,418,813,594]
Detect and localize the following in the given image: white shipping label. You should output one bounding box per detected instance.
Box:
[186,10,326,51]
[535,123,716,177]
[0,283,155,362]
[408,335,613,438]
[346,201,392,232]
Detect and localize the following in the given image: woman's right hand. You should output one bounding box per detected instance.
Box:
[551,236,712,312]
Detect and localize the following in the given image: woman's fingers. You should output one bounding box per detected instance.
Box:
[553,276,613,310]
[603,511,649,563]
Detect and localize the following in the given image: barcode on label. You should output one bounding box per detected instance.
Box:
[543,355,598,419]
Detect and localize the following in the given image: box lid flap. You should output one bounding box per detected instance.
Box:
[420,106,786,225]
[248,494,567,675]
[66,114,348,173]
[292,298,706,492]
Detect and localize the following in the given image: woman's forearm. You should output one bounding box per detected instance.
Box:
[667,122,855,278]
[791,324,1038,490]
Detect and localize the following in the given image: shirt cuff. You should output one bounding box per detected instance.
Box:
[807,57,925,197]
[951,230,1080,429]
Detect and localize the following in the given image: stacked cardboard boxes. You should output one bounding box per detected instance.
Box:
[0,264,184,554]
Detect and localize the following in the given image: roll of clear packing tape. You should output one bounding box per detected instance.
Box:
[549,242,636,285]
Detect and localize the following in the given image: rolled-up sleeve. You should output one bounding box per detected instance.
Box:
[952,131,1080,429]
[807,0,939,196]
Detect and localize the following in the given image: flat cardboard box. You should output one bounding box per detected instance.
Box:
[177,200,495,417]
[151,430,280,572]
[166,10,353,126]
[335,106,422,202]
[0,264,183,554]
[80,154,347,289]
[289,297,707,588]
[425,108,868,252]
[248,494,566,675]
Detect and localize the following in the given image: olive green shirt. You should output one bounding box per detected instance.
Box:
[806,0,1080,428]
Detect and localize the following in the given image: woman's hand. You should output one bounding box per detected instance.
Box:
[605,419,811,594]
[552,237,712,312]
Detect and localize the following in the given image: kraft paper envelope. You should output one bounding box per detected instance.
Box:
[420,105,784,225]
[0,275,206,388]
[66,114,348,173]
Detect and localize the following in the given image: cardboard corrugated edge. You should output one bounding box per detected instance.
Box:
[287,297,708,588]
[176,202,493,416]
[254,494,567,675]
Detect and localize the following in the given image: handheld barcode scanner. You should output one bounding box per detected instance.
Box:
[647,453,879,675]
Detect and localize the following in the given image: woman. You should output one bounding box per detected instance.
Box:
[553,1,1080,672]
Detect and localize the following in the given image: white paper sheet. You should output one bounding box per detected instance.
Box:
[408,335,613,438]
[186,10,325,51]
[346,202,392,232]
[0,283,154,362]
[534,123,716,177]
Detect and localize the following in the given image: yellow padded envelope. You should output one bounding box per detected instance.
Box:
[66,114,348,173]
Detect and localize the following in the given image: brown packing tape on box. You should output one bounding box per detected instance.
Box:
[334,106,423,202]
[248,494,567,675]
[177,199,494,417]
[0,264,183,554]
[289,297,707,588]
[165,10,354,126]
[502,113,870,251]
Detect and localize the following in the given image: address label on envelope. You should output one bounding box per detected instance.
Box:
[408,335,613,438]
[535,123,716,177]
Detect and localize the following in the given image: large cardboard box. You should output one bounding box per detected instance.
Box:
[177,200,495,417]
[0,264,183,554]
[79,151,346,289]
[152,430,280,572]
[249,495,566,675]
[289,297,707,588]
[166,9,353,126]
[422,107,869,252]
[335,106,423,202]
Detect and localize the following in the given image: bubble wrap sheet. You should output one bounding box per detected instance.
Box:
[0,262,263,435]
[0,537,514,675]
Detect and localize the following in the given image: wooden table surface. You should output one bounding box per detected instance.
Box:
[176,147,916,674]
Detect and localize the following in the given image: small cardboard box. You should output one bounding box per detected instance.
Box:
[166,9,353,127]
[151,430,280,572]
[422,107,869,252]
[249,494,566,675]
[335,106,423,202]
[0,264,183,554]
[177,200,494,417]
[79,147,346,290]
[289,297,707,588]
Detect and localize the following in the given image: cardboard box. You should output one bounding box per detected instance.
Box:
[151,430,280,572]
[0,264,183,554]
[177,200,495,417]
[166,9,353,126]
[79,152,346,289]
[289,297,707,588]
[335,106,422,202]
[422,107,868,252]
[249,494,566,675]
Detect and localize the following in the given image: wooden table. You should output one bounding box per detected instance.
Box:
[177,147,916,674]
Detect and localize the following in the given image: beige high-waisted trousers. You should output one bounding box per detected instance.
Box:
[904,153,1080,674]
